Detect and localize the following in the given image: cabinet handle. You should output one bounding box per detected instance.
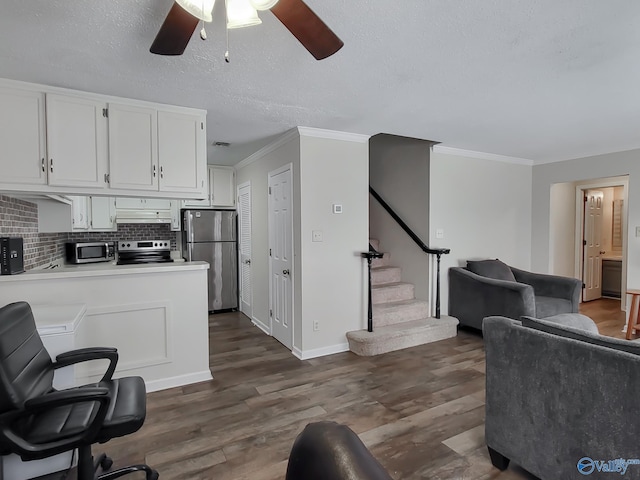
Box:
[41,158,45,172]
[160,166,164,179]
[153,165,156,177]
[50,159,53,173]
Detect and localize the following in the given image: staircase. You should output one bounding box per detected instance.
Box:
[346,239,458,356]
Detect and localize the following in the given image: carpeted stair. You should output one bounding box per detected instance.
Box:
[347,239,458,356]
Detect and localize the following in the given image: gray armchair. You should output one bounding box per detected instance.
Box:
[449,259,581,330]
[483,315,640,478]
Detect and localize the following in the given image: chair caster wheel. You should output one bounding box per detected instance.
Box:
[148,470,159,480]
[100,456,113,470]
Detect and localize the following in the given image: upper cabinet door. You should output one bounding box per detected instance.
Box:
[108,103,158,191]
[69,196,89,230]
[211,166,236,207]
[157,110,206,195]
[90,196,116,231]
[0,87,47,185]
[46,94,108,189]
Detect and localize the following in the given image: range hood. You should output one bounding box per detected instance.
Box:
[115,210,172,224]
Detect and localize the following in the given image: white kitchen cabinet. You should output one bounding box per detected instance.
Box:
[66,196,116,232]
[0,86,47,185]
[89,197,116,231]
[211,166,236,207]
[182,166,214,208]
[0,78,207,199]
[45,94,108,189]
[70,196,89,230]
[170,201,181,231]
[108,103,158,191]
[157,110,207,195]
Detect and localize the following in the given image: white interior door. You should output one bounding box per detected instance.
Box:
[238,182,252,318]
[583,190,604,301]
[269,166,293,350]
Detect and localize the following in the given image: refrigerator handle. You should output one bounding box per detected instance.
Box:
[187,242,193,262]
[186,211,194,245]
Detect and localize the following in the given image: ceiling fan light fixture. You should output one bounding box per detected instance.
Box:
[176,0,216,22]
[249,0,279,11]
[226,0,262,29]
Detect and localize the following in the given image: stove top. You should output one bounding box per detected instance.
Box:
[116,240,174,265]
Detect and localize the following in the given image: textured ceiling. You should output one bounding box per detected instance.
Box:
[1,1,639,165]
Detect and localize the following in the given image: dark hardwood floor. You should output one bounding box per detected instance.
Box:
[37,299,628,480]
[580,297,627,338]
[45,312,540,480]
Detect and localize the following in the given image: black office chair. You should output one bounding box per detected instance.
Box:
[0,301,158,480]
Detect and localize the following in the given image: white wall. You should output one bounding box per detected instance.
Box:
[236,128,369,359]
[369,135,431,303]
[533,157,637,312]
[235,134,302,336]
[299,134,369,355]
[549,181,576,277]
[429,149,533,315]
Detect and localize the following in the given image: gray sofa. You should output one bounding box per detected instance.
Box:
[449,259,582,330]
[483,315,640,479]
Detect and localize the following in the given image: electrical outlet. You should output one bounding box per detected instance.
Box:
[313,321,319,331]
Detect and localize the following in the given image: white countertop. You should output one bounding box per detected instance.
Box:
[0,260,209,282]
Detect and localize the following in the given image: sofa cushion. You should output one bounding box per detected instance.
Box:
[535,296,573,319]
[466,259,516,282]
[521,316,640,356]
[540,313,599,333]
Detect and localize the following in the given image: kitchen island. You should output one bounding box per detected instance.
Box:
[0,261,211,392]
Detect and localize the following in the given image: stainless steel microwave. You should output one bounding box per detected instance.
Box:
[65,242,115,264]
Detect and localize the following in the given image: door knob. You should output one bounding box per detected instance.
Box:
[600,251,606,255]
[244,259,251,265]
[283,269,290,275]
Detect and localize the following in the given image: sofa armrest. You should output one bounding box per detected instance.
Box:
[510,267,581,311]
[448,267,535,330]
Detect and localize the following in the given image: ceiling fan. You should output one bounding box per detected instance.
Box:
[150,0,344,60]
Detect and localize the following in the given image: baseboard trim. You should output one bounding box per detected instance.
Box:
[252,316,271,335]
[292,343,350,360]
[144,370,213,393]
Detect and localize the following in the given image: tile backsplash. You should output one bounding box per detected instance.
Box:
[0,195,178,270]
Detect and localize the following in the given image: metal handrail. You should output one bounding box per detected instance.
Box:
[369,186,450,319]
[361,244,384,333]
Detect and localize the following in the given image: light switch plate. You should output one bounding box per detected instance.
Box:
[436,228,444,239]
[312,230,323,242]
[333,204,343,214]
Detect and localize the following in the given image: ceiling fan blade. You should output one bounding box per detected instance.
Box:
[150,2,199,55]
[270,0,344,60]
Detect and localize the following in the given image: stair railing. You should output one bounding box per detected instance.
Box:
[361,244,384,332]
[368,186,450,319]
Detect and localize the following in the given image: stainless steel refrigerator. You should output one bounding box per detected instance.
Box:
[182,209,237,311]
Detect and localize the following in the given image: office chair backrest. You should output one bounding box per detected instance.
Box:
[0,302,54,414]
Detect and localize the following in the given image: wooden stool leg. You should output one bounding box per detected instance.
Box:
[627,294,639,340]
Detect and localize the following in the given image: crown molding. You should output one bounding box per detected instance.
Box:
[234,127,371,170]
[296,126,371,143]
[234,128,299,170]
[432,145,534,166]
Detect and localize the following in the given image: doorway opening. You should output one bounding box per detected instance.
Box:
[549,176,629,321]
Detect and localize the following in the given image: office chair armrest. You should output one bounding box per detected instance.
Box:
[0,387,111,459]
[24,387,109,411]
[53,347,119,382]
